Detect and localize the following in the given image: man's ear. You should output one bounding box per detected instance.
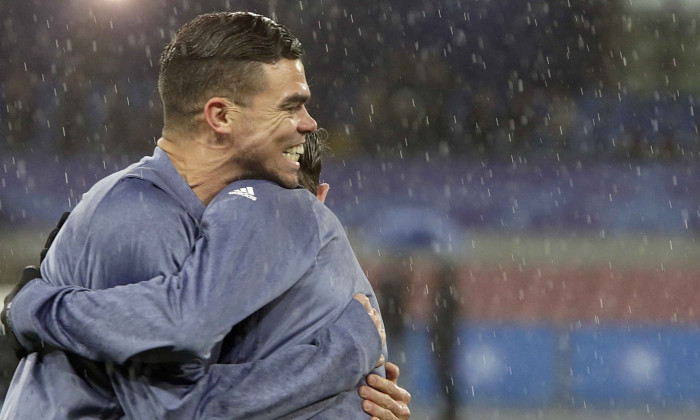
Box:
[203,97,238,134]
[316,183,330,204]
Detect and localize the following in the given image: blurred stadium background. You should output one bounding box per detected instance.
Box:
[1,0,700,418]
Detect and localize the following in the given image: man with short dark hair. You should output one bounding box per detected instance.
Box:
[1,12,409,419]
[297,128,331,197]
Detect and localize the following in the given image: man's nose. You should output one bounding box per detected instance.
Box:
[298,107,318,133]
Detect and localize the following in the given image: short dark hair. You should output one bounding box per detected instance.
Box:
[158,12,303,132]
[298,128,330,194]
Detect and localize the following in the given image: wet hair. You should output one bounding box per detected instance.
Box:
[158,12,303,132]
[298,128,330,194]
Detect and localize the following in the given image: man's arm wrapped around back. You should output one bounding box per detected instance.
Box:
[5,181,385,418]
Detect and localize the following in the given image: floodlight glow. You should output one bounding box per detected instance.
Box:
[463,345,502,386]
[622,346,662,387]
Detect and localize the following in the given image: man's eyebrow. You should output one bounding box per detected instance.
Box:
[279,93,310,107]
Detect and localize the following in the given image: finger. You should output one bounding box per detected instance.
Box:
[362,400,398,420]
[316,183,330,203]
[360,384,410,415]
[368,312,386,347]
[367,374,411,404]
[385,362,400,383]
[354,294,386,349]
[375,354,385,368]
[367,308,384,334]
[367,310,382,331]
[353,294,371,312]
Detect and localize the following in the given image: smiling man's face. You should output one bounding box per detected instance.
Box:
[229,59,318,188]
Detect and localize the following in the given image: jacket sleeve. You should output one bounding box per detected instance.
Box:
[11,191,319,363]
[179,299,382,420]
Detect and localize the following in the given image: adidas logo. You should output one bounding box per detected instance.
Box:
[228,186,257,201]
